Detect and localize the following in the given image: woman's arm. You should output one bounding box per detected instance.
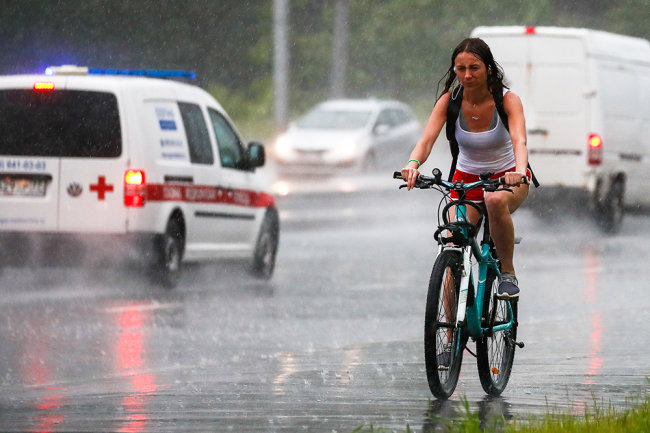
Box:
[503,91,528,186]
[402,92,450,189]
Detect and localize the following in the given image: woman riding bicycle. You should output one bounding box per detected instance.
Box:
[401,37,530,299]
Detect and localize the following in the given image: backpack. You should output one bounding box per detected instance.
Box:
[445,86,539,187]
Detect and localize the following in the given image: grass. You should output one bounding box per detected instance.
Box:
[351,394,650,433]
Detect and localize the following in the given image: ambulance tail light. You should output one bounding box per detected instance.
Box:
[588,134,603,166]
[33,82,55,91]
[124,169,146,207]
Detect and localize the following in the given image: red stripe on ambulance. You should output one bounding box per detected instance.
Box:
[138,184,274,208]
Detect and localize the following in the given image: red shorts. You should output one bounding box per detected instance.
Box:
[450,167,532,201]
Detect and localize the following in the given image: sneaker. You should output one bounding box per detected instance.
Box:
[437,343,452,369]
[497,272,520,300]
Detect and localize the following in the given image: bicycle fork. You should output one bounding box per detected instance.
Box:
[455,246,472,327]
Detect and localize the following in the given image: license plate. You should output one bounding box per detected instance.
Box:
[0,174,51,197]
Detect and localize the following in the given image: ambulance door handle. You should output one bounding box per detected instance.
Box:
[225,187,235,201]
[164,175,193,184]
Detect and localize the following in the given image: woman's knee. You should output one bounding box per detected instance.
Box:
[484,192,510,213]
[486,186,529,214]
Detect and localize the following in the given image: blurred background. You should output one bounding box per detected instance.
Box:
[1,0,647,142]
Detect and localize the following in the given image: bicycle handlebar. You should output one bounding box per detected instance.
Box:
[393,168,528,193]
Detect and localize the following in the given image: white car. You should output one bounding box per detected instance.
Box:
[273,99,421,171]
[0,66,279,287]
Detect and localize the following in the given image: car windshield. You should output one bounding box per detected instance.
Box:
[297,107,372,130]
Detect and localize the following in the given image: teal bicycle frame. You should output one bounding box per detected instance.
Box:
[437,179,515,340]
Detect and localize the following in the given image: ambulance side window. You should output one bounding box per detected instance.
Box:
[178,102,214,165]
[208,108,245,169]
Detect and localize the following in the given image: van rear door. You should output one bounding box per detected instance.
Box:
[0,87,125,233]
[56,89,126,233]
[1,88,63,232]
[480,33,590,187]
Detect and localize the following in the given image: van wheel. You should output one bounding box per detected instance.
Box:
[151,219,183,288]
[597,178,624,233]
[252,209,279,279]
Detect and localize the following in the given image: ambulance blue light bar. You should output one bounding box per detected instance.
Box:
[89,68,196,79]
[45,65,196,79]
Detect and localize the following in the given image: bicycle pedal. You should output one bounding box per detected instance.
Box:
[507,336,525,349]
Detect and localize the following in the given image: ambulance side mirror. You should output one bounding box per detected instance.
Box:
[247,141,265,169]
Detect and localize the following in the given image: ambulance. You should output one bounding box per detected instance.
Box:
[471,26,650,232]
[0,66,279,287]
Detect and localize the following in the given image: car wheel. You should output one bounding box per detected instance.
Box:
[251,209,279,279]
[151,218,183,288]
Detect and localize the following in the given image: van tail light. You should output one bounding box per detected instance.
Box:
[124,169,146,207]
[588,134,603,166]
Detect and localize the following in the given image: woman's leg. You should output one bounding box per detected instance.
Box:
[484,184,529,275]
[442,204,482,342]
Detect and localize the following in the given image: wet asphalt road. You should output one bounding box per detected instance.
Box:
[1,171,650,432]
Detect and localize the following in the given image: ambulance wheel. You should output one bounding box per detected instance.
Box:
[152,219,184,288]
[251,208,279,279]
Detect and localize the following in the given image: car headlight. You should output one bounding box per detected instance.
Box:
[332,139,359,159]
[274,135,292,157]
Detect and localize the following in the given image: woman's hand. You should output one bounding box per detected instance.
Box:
[504,170,527,187]
[401,165,420,190]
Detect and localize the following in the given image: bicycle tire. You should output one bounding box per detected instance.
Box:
[476,269,517,396]
[424,249,467,399]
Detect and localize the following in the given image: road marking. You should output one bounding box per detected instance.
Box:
[103,301,183,314]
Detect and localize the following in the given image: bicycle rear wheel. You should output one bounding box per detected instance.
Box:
[476,269,517,396]
[424,250,467,399]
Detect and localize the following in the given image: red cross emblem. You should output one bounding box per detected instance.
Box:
[89,176,114,200]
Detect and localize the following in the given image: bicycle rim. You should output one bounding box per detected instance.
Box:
[477,272,517,396]
[424,250,466,399]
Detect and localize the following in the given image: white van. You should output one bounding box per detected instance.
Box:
[0,66,279,286]
[471,26,650,232]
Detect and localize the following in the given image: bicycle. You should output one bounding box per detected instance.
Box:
[394,168,526,399]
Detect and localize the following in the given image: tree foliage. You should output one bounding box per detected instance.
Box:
[1,0,648,125]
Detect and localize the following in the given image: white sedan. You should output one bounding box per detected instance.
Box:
[273,99,421,171]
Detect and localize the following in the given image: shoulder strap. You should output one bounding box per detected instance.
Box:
[445,86,463,181]
[493,87,540,187]
[492,87,509,131]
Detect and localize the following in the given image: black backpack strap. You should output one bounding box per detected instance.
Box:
[445,86,463,181]
[492,87,540,188]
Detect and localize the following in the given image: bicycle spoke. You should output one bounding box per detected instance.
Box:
[425,250,465,399]
[477,273,517,396]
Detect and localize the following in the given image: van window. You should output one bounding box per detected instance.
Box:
[178,102,214,165]
[0,89,121,157]
[208,108,245,169]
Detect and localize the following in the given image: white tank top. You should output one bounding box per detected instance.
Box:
[454,94,516,174]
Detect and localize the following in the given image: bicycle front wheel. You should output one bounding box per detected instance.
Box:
[424,250,467,399]
[476,269,517,396]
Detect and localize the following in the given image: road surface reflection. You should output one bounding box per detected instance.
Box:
[114,304,157,433]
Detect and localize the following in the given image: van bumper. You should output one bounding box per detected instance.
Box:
[0,231,159,267]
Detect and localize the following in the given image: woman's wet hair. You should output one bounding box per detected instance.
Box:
[437,37,507,99]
